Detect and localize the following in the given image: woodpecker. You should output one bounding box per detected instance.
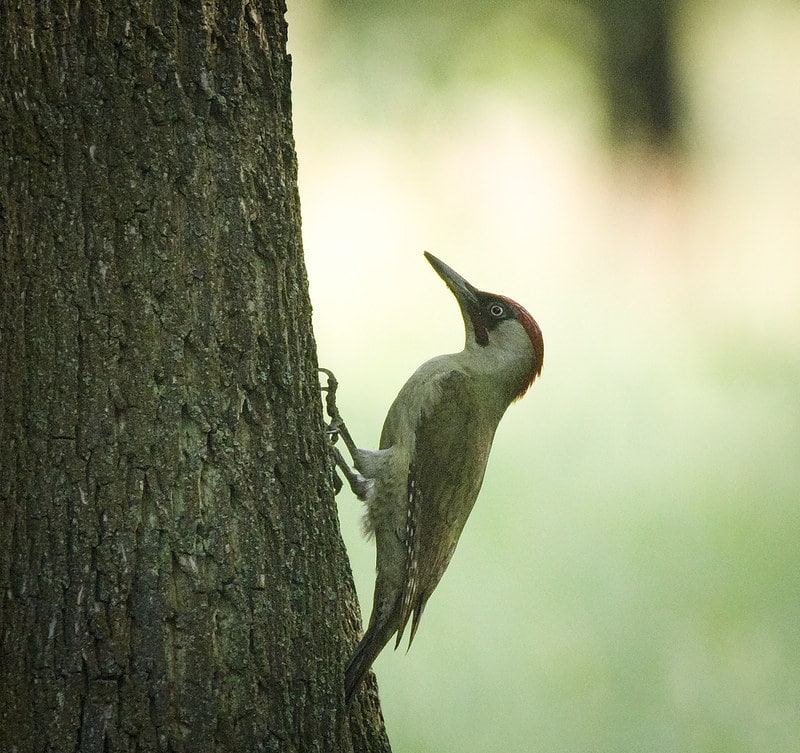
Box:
[321,252,543,705]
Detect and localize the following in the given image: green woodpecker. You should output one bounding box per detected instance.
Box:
[322,252,543,705]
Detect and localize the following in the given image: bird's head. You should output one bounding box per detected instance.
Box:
[424,251,544,400]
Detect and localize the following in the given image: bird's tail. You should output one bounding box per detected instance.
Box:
[344,616,396,705]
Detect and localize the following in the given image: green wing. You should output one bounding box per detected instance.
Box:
[395,368,496,647]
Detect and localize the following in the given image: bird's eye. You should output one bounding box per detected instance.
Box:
[489,303,505,318]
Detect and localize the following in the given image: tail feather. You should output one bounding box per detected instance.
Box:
[345,618,395,705]
[394,587,431,651]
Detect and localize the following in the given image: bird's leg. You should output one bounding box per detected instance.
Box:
[330,446,373,500]
[319,368,373,500]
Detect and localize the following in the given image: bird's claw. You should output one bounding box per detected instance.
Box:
[318,367,370,498]
[318,367,340,422]
[318,367,359,457]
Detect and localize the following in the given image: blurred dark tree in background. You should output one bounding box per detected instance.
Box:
[592,0,679,147]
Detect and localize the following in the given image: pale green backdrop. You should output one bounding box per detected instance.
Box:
[288,2,800,751]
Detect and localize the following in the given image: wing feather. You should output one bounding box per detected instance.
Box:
[393,368,496,646]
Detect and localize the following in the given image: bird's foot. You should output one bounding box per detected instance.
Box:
[319,368,372,500]
[318,368,359,456]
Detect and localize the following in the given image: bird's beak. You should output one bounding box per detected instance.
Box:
[424,252,482,319]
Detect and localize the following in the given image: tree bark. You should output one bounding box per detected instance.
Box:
[0,1,389,750]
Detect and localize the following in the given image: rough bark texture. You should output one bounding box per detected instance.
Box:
[0,1,390,751]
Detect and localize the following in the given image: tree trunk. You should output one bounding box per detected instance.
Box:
[0,1,390,750]
[594,0,680,147]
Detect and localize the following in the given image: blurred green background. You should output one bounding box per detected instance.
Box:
[287,1,800,751]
